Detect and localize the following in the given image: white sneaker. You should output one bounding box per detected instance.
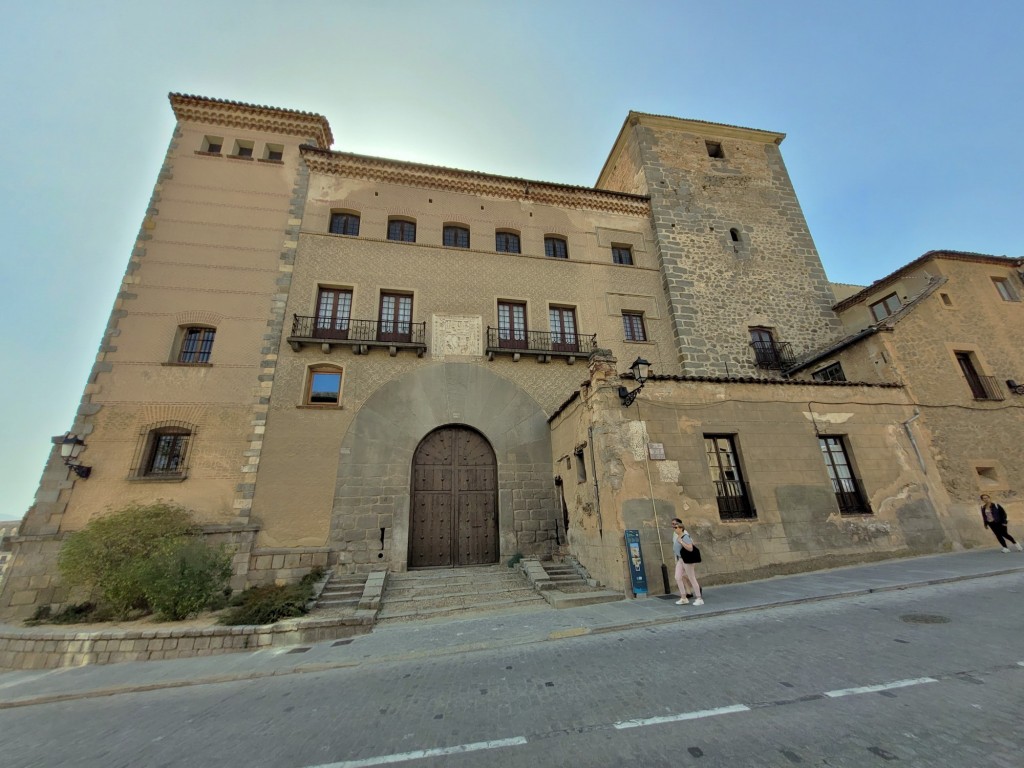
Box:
[1016,543,1023,552]
[1001,547,1011,553]
[692,598,704,606]
[675,597,689,605]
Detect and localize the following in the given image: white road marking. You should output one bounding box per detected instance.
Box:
[614,703,750,730]
[302,737,528,768]
[825,677,937,698]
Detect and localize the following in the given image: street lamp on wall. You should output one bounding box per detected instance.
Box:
[618,357,652,407]
[54,432,91,479]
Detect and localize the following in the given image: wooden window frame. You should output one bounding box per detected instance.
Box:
[811,362,847,383]
[443,225,470,249]
[612,246,634,265]
[549,306,579,352]
[379,292,414,342]
[329,212,360,236]
[819,435,870,514]
[387,219,416,243]
[704,434,754,519]
[869,292,902,322]
[496,231,521,254]
[622,312,647,342]
[177,326,215,364]
[305,366,343,406]
[497,300,528,349]
[315,287,353,339]
[544,236,569,259]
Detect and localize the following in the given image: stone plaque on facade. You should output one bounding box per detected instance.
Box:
[432,315,483,358]
[648,442,666,460]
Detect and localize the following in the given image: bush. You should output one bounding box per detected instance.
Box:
[57,501,225,620]
[139,538,233,621]
[219,580,314,626]
[25,602,113,626]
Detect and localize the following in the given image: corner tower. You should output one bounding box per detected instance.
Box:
[597,113,842,376]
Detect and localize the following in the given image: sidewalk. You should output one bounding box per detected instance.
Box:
[2,549,1022,708]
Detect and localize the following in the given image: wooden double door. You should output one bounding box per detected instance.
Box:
[409,426,498,568]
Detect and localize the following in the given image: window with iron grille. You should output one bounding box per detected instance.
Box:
[544,237,569,259]
[329,212,360,236]
[612,246,633,265]
[811,362,847,382]
[870,292,902,322]
[704,435,754,519]
[443,225,470,248]
[387,219,416,242]
[818,436,870,514]
[178,327,215,364]
[132,422,195,479]
[496,231,521,253]
[622,312,647,342]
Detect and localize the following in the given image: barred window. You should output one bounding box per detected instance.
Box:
[131,421,196,480]
[178,327,215,364]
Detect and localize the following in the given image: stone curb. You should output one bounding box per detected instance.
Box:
[4,565,1022,710]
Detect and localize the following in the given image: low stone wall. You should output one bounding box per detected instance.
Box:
[0,613,373,671]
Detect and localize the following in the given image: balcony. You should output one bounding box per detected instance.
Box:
[966,375,1005,401]
[713,480,756,520]
[750,340,797,370]
[486,327,597,363]
[832,477,871,515]
[288,315,427,356]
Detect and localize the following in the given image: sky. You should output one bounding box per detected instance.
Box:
[1,0,1022,522]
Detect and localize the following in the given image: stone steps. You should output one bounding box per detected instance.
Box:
[315,573,369,610]
[376,565,547,623]
[520,556,623,608]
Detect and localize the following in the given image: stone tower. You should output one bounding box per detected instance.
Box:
[596,113,842,376]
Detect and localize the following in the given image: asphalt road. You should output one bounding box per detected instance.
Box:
[2,573,1022,767]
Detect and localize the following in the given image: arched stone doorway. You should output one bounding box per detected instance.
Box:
[409,425,498,567]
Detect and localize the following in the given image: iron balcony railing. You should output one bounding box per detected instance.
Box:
[713,480,756,520]
[966,375,1005,402]
[291,315,427,346]
[486,327,598,356]
[750,340,797,370]
[832,476,871,515]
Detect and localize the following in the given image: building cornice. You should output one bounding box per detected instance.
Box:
[832,250,1021,312]
[169,93,334,148]
[301,146,652,216]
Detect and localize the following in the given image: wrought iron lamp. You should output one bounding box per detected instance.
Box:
[54,432,91,479]
[618,357,652,407]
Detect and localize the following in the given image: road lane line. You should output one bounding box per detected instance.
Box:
[825,677,937,698]
[614,703,750,730]
[302,737,529,768]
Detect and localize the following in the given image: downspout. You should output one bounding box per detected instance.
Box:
[902,409,926,473]
[587,426,602,535]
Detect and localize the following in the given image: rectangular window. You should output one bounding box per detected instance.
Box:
[498,301,528,349]
[544,237,569,259]
[201,135,223,154]
[612,246,634,265]
[387,219,416,242]
[549,306,578,352]
[705,140,724,158]
[264,144,284,162]
[329,212,360,236]
[622,312,647,342]
[992,277,1019,301]
[443,226,470,248]
[496,231,521,253]
[233,140,254,158]
[811,362,847,382]
[178,327,215,364]
[379,292,413,342]
[307,368,342,405]
[146,429,191,477]
[704,435,754,519]
[955,351,1001,400]
[870,292,902,322]
[819,436,870,514]
[315,287,352,339]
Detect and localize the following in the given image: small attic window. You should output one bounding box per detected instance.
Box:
[201,135,223,154]
[233,140,254,158]
[263,143,284,162]
[706,140,724,159]
[940,293,953,306]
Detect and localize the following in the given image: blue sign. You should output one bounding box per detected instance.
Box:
[624,529,648,595]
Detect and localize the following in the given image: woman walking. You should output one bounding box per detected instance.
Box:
[980,494,1022,553]
[670,518,704,606]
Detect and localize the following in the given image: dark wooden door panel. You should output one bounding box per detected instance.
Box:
[410,426,498,568]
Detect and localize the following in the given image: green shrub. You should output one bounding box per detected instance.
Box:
[25,602,112,626]
[219,581,314,626]
[57,501,223,620]
[507,552,523,568]
[139,538,233,621]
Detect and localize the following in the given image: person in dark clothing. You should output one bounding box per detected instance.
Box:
[980,494,1022,553]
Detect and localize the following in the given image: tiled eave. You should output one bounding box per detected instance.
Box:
[170,93,334,148]
[644,374,902,388]
[301,145,652,216]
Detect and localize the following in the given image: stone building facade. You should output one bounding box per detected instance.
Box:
[1,95,1021,617]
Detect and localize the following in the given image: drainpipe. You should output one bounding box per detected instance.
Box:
[587,426,602,535]
[902,409,926,473]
